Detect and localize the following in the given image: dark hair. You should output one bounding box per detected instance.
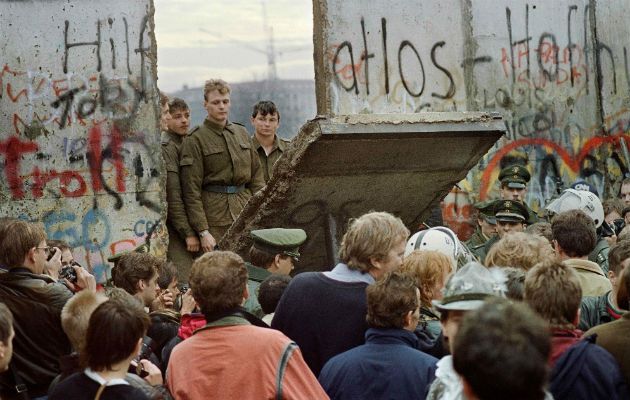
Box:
[190,251,247,315]
[167,97,189,114]
[249,246,276,270]
[0,303,13,343]
[603,198,625,218]
[453,298,550,400]
[82,297,150,371]
[251,100,280,121]
[157,261,178,290]
[258,274,292,314]
[503,267,526,301]
[609,240,630,276]
[47,239,73,253]
[111,253,160,295]
[147,310,180,364]
[551,209,597,257]
[525,222,553,243]
[617,264,630,311]
[366,271,418,329]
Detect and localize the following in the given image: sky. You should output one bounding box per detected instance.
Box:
[154,0,315,93]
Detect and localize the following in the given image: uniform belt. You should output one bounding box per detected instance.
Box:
[203,184,247,194]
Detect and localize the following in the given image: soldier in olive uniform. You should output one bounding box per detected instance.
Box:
[180,79,265,253]
[499,165,538,225]
[465,200,497,250]
[250,100,290,182]
[162,98,199,283]
[244,228,307,318]
[474,200,528,264]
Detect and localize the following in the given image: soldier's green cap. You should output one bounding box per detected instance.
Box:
[250,228,307,260]
[493,200,527,223]
[107,243,150,263]
[474,200,497,224]
[499,165,531,189]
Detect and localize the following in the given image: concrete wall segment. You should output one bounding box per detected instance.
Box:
[0,0,164,282]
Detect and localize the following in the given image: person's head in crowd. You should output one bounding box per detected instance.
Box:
[623,206,630,226]
[404,226,460,270]
[189,251,248,317]
[493,200,527,239]
[166,97,190,136]
[147,309,180,364]
[400,250,453,308]
[203,79,231,127]
[525,222,553,245]
[602,198,625,246]
[620,177,630,207]
[249,228,307,274]
[545,188,605,228]
[617,264,630,311]
[366,271,420,331]
[608,240,630,297]
[111,253,161,307]
[499,164,531,203]
[0,220,48,273]
[338,211,409,280]
[251,100,280,140]
[551,209,597,260]
[47,239,75,267]
[61,290,108,352]
[258,274,292,315]
[80,296,150,373]
[159,90,170,131]
[484,232,554,271]
[618,225,630,242]
[453,298,551,400]
[433,262,506,353]
[157,261,179,298]
[524,260,582,330]
[0,303,14,372]
[502,267,526,301]
[473,200,497,239]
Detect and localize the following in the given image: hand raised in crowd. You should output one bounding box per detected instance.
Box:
[67,264,97,292]
[43,247,62,280]
[185,235,200,252]
[200,232,216,253]
[139,359,164,386]
[151,289,174,311]
[180,289,196,315]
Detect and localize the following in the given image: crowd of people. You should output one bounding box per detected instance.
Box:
[0,77,628,399]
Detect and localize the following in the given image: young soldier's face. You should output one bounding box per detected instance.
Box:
[204,90,231,126]
[167,108,191,136]
[478,217,497,238]
[497,220,525,238]
[500,186,527,203]
[251,111,279,138]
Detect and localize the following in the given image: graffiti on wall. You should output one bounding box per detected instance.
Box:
[0,3,163,282]
[319,1,630,239]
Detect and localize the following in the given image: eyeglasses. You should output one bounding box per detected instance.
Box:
[35,246,51,257]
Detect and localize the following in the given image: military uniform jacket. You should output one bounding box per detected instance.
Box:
[523,201,539,225]
[162,130,195,239]
[589,237,610,275]
[251,134,289,182]
[472,234,499,265]
[465,227,490,249]
[180,119,265,230]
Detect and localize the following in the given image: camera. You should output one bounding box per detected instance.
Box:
[47,247,57,261]
[128,336,157,378]
[180,284,190,294]
[59,262,79,283]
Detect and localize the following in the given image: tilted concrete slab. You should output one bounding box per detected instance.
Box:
[220,112,504,273]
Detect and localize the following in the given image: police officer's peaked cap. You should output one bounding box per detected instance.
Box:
[493,200,527,223]
[499,165,531,189]
[107,243,150,263]
[250,228,307,260]
[474,200,497,224]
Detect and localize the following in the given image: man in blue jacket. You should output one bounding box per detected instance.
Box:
[318,271,438,399]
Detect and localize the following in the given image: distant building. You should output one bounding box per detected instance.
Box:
[170,79,316,140]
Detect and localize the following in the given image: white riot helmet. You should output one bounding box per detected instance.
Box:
[405,227,461,268]
[544,188,604,227]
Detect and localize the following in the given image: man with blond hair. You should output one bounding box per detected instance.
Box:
[167,251,327,399]
[524,260,628,399]
[180,79,265,253]
[484,232,554,270]
[0,220,95,398]
[272,211,410,375]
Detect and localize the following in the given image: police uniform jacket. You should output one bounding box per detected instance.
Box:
[162,130,195,239]
[252,134,289,182]
[180,119,265,231]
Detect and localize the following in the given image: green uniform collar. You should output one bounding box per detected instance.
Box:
[246,262,272,282]
[166,129,184,144]
[204,118,231,135]
[253,135,286,154]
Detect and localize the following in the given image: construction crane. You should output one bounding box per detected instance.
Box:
[198,0,308,82]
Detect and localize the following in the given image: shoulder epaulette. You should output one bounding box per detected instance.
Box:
[189,125,200,134]
[161,135,170,145]
[232,121,246,127]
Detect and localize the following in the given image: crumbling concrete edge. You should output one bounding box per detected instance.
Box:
[218,117,326,257]
[312,0,331,115]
